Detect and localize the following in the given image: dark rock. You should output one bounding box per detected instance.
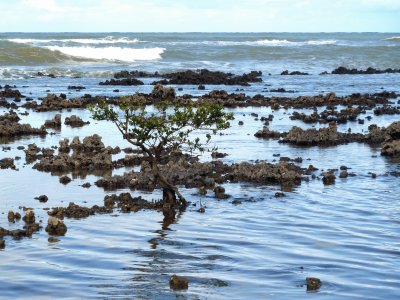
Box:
[238,121,244,125]
[0,88,22,98]
[152,69,262,86]
[339,171,349,178]
[322,172,335,185]
[211,151,228,158]
[381,121,400,156]
[22,210,35,224]
[306,277,321,291]
[68,85,85,90]
[64,115,90,127]
[44,114,61,128]
[35,195,48,203]
[82,182,91,188]
[45,217,67,236]
[59,176,72,184]
[170,275,189,290]
[281,70,309,75]
[275,192,285,197]
[214,186,229,199]
[198,84,206,90]
[0,158,16,170]
[332,66,400,75]
[0,239,4,249]
[99,78,144,86]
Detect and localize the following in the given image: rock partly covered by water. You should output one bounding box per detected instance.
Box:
[278,123,386,146]
[64,115,90,127]
[0,112,47,138]
[152,69,262,86]
[45,217,67,236]
[381,121,400,156]
[99,78,144,86]
[331,66,400,75]
[170,275,189,290]
[33,134,114,173]
[44,114,61,128]
[0,158,16,170]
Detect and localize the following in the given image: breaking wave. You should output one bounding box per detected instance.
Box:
[44,46,165,62]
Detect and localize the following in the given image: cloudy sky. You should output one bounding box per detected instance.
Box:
[0,0,399,32]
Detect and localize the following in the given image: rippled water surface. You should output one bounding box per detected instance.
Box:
[1,32,400,300]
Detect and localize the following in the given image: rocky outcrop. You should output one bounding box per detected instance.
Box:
[152,69,262,86]
[0,158,16,170]
[278,123,386,146]
[44,114,61,128]
[33,135,114,173]
[64,115,90,127]
[0,112,47,138]
[99,78,144,86]
[332,66,400,75]
[381,121,400,156]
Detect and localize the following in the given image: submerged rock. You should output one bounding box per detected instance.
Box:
[170,275,189,290]
[306,277,321,291]
[322,172,336,185]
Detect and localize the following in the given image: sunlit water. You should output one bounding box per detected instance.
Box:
[1,35,400,299]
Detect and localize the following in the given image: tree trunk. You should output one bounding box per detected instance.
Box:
[150,159,187,207]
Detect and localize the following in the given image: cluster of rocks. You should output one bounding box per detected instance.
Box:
[95,159,306,192]
[23,93,90,112]
[0,209,41,246]
[0,87,22,98]
[99,78,144,86]
[331,66,400,75]
[0,112,47,138]
[32,134,116,173]
[290,106,366,124]
[152,69,263,86]
[281,70,309,75]
[280,123,386,146]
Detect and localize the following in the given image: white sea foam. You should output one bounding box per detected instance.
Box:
[7,36,141,44]
[384,36,400,41]
[164,39,337,47]
[44,46,165,62]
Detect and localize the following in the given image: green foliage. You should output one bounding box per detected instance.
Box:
[89,93,233,159]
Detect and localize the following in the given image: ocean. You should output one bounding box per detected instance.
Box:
[0,32,400,299]
[1,32,400,78]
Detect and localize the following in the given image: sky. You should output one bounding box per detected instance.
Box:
[0,0,399,32]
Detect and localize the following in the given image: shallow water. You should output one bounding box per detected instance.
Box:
[1,35,400,298]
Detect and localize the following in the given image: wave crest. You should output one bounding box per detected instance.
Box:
[6,36,141,45]
[44,46,165,62]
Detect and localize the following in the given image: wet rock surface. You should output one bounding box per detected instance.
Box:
[0,158,16,170]
[0,112,47,138]
[306,277,321,291]
[381,121,400,156]
[64,115,90,127]
[99,78,144,86]
[33,135,114,173]
[170,275,189,290]
[44,114,61,128]
[45,217,67,236]
[152,69,262,86]
[331,66,400,75]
